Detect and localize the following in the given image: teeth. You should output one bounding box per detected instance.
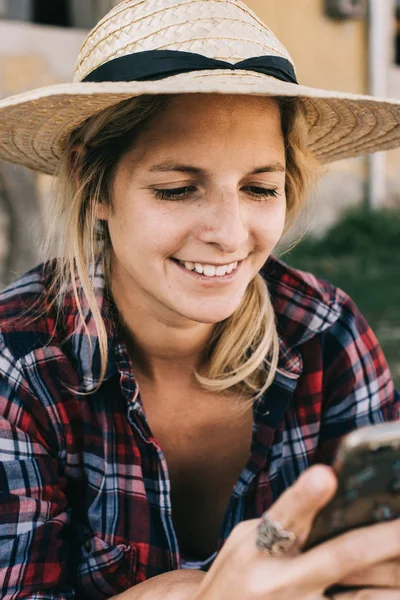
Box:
[195,263,203,274]
[203,265,216,277]
[216,265,228,276]
[179,260,239,277]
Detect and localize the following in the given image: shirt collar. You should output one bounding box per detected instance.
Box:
[262,256,342,378]
[65,256,343,393]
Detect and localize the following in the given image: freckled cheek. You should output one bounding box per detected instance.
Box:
[108,206,156,240]
[110,209,189,263]
[252,211,286,248]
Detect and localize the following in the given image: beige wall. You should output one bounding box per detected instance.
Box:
[386,61,400,202]
[246,0,368,93]
[0,20,87,215]
[0,20,86,96]
[0,21,86,281]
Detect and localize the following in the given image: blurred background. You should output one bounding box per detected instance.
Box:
[0,0,398,385]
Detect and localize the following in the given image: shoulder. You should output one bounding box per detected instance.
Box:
[0,262,75,458]
[264,256,399,421]
[263,255,352,347]
[0,260,112,395]
[0,261,51,306]
[0,261,60,360]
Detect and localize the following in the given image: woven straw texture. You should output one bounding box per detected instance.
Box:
[0,0,399,175]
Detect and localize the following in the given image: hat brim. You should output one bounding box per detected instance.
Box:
[0,70,399,175]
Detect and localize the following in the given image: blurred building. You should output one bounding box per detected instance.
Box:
[0,0,398,283]
[250,0,400,239]
[0,0,117,283]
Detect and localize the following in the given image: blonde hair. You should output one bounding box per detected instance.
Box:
[45,94,317,400]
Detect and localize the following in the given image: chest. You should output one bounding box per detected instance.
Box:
[138,382,254,559]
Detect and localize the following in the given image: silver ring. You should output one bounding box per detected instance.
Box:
[255,513,297,556]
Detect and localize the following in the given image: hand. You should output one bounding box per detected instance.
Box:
[329,587,400,599]
[112,569,206,599]
[327,559,400,598]
[339,559,400,588]
[189,465,400,600]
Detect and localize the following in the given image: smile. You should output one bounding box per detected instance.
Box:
[178,260,238,277]
[170,258,242,281]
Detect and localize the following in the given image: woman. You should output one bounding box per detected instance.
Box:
[0,1,399,599]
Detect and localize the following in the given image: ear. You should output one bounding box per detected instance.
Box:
[95,202,110,221]
[70,144,110,221]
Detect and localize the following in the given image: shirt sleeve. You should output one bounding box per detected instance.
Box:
[0,342,75,599]
[313,288,400,465]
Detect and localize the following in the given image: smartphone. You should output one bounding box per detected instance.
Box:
[303,421,400,551]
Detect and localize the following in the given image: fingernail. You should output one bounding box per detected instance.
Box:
[304,465,337,495]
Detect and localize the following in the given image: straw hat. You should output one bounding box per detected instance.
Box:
[0,0,400,176]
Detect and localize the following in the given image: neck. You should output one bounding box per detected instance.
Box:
[112,286,215,386]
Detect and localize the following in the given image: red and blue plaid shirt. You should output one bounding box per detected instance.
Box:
[0,256,398,599]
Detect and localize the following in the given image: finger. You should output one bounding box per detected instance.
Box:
[297,517,400,591]
[339,559,400,588]
[220,466,337,570]
[266,464,337,545]
[329,589,400,599]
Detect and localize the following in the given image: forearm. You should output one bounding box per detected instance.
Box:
[111,569,206,600]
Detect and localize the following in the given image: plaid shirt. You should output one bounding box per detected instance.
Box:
[0,256,398,599]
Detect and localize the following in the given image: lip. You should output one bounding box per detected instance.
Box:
[174,259,245,267]
[170,258,243,282]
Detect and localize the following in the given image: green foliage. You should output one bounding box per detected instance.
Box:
[289,207,400,261]
[284,207,400,388]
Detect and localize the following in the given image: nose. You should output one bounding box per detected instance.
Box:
[197,190,249,253]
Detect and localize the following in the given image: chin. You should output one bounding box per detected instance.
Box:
[179,303,240,325]
[190,314,233,325]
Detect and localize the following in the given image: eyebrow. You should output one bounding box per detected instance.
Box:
[148,161,286,174]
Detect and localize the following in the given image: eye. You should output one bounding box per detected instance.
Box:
[153,185,280,201]
[154,186,197,201]
[244,186,280,200]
